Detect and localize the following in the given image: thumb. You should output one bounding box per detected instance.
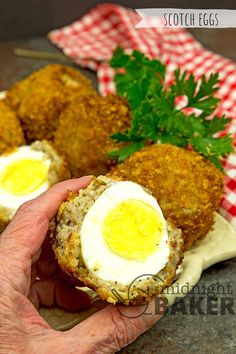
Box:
[65,298,165,353]
[0,176,92,294]
[1,176,92,260]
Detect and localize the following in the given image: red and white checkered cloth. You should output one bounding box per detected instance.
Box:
[49,3,236,228]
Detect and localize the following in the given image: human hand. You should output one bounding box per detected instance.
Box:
[0,177,164,354]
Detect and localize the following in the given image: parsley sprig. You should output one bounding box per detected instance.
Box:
[108,47,234,171]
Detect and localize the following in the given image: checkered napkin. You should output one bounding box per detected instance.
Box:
[49,3,236,228]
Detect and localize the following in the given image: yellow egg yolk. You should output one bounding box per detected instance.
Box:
[102,199,164,261]
[0,159,48,196]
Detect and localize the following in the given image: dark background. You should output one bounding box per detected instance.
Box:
[0,0,236,40]
[0,0,236,90]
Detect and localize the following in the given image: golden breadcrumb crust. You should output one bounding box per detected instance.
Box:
[53,95,131,177]
[31,140,70,184]
[5,64,97,142]
[108,144,224,251]
[0,100,25,154]
[52,176,184,305]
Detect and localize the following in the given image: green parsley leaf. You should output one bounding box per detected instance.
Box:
[207,156,225,172]
[190,135,234,157]
[155,133,187,147]
[109,47,234,170]
[204,116,231,136]
[108,141,145,163]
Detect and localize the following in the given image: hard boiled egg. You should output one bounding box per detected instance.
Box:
[0,146,50,216]
[80,181,170,284]
[0,141,70,232]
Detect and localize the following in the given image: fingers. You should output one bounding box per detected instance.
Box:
[28,278,91,312]
[55,281,91,312]
[65,298,165,353]
[36,234,84,287]
[0,177,92,294]
[36,235,57,279]
[57,269,86,287]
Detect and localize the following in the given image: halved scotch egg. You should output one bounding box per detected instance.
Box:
[0,140,70,233]
[52,176,183,305]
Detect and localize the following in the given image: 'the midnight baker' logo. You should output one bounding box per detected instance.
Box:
[111,277,235,319]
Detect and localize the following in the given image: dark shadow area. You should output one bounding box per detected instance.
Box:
[0,0,236,40]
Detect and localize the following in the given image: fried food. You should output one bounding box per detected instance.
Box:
[0,140,70,233]
[52,176,183,305]
[108,144,224,250]
[53,95,131,177]
[0,100,25,154]
[5,64,97,142]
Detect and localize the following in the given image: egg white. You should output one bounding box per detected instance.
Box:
[80,181,170,285]
[0,146,51,217]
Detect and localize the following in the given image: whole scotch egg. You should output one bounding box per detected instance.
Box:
[53,176,183,305]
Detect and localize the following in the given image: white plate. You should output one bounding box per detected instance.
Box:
[1,91,236,329]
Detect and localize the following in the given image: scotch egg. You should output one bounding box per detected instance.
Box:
[53,176,183,305]
[0,140,70,233]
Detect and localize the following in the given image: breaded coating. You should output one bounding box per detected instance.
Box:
[0,100,25,154]
[53,95,131,177]
[108,144,224,251]
[52,176,184,305]
[5,64,97,142]
[31,140,71,184]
